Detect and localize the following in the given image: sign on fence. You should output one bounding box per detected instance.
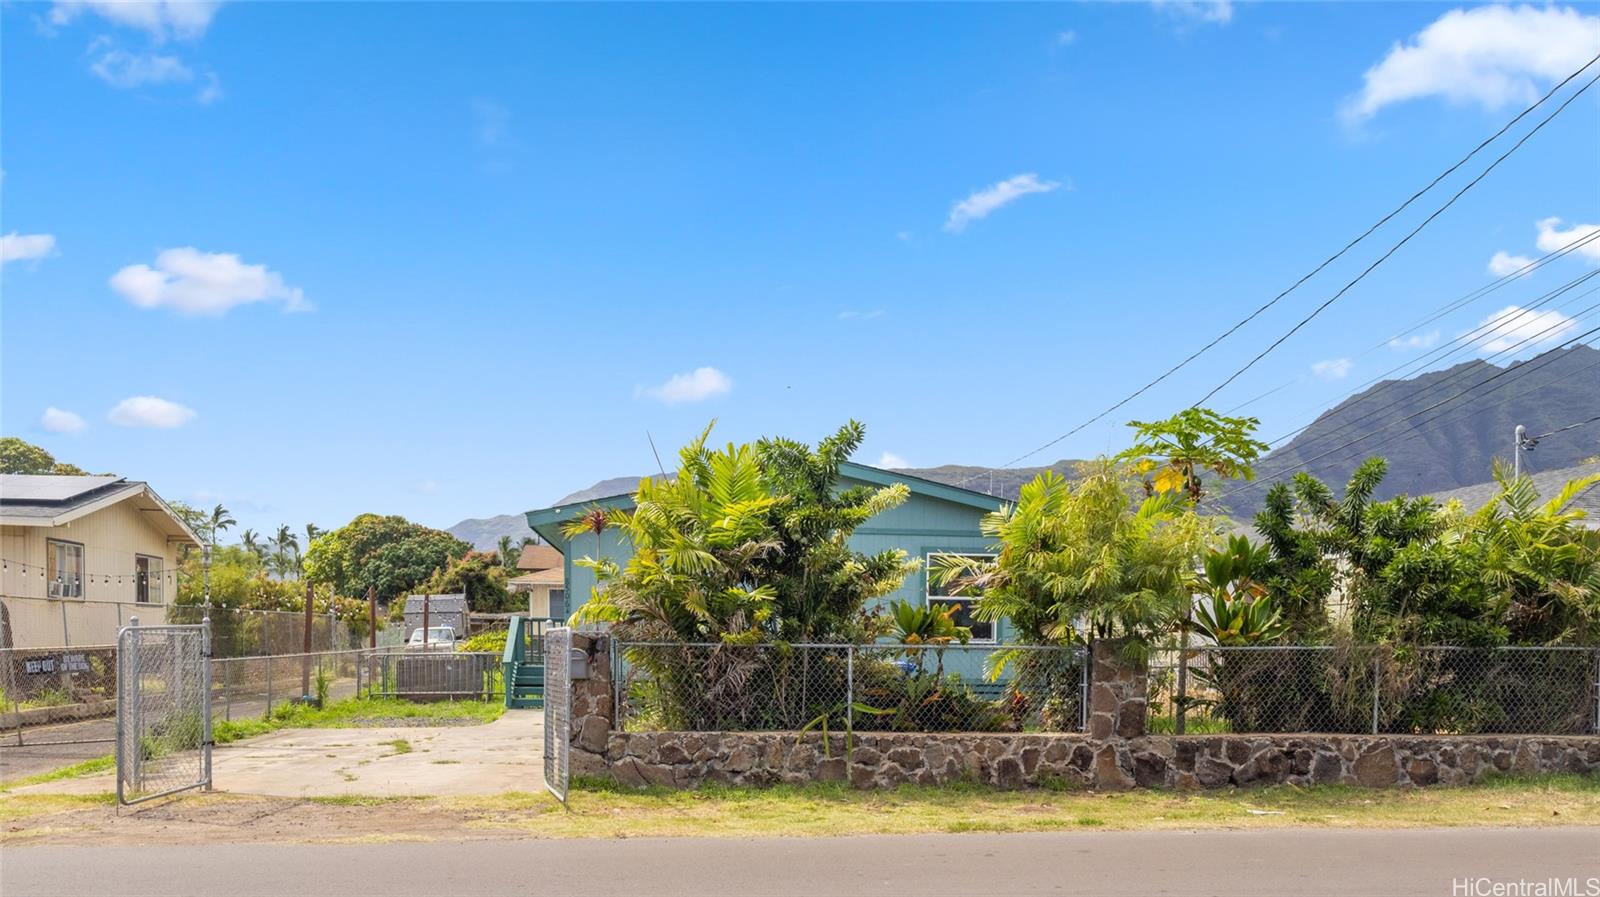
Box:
[543,627,571,806]
[116,622,211,805]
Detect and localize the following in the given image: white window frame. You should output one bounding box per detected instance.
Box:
[48,539,85,599]
[136,554,163,605]
[925,551,998,644]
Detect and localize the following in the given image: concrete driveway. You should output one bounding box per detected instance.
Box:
[21,708,544,798]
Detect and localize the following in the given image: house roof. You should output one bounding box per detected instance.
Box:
[516,543,563,572]
[1428,461,1600,525]
[525,460,1005,546]
[403,594,468,614]
[510,568,564,587]
[0,474,201,545]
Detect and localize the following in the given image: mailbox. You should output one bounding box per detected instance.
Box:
[569,647,590,680]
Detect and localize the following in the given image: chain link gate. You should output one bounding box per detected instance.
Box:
[116,622,212,805]
[543,626,571,806]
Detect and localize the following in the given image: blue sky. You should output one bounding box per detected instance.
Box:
[3,1,1598,536]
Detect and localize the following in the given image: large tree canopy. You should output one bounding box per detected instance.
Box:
[303,514,470,602]
[0,437,89,476]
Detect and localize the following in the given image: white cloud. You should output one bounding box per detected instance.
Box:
[1056,30,1078,46]
[41,407,87,433]
[1311,358,1353,381]
[944,173,1062,233]
[1472,304,1578,354]
[89,46,192,88]
[471,98,510,147]
[638,367,732,405]
[1389,330,1441,351]
[838,309,886,321]
[1152,1,1233,26]
[876,452,909,469]
[50,1,220,41]
[1535,217,1600,262]
[1,232,57,265]
[415,480,439,495]
[1344,5,1600,121]
[110,247,308,315]
[108,396,196,428]
[1488,251,1537,277]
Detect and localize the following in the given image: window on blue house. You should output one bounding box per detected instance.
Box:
[926,552,995,643]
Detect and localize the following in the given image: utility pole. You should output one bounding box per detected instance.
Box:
[1514,424,1527,478]
[301,581,314,697]
[202,543,212,611]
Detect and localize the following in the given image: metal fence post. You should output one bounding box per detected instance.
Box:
[265,654,273,718]
[202,614,213,791]
[127,617,142,793]
[1079,647,1089,732]
[1371,650,1382,735]
[1593,648,1600,735]
[846,645,854,733]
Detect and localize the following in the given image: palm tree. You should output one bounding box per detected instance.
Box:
[270,525,300,580]
[207,504,236,546]
[498,535,517,569]
[305,523,324,546]
[240,528,266,562]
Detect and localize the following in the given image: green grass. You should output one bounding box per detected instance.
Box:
[3,775,1597,843]
[0,755,116,791]
[381,739,413,755]
[213,697,503,744]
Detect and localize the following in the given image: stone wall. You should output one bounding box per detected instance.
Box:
[574,636,1600,790]
[589,730,1600,790]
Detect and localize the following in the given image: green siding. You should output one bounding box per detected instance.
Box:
[530,469,1008,644]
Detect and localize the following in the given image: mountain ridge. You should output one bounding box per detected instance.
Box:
[447,345,1600,545]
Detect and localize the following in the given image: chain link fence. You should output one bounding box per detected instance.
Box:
[614,642,1087,734]
[165,606,398,658]
[544,627,571,805]
[116,624,210,804]
[1149,645,1600,735]
[2,645,119,745]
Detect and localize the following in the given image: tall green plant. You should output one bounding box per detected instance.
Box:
[568,424,780,642]
[753,420,918,642]
[932,461,1214,663]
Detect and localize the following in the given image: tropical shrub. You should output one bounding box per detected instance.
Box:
[931,461,1216,659]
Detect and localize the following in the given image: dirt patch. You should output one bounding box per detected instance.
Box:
[2,794,562,848]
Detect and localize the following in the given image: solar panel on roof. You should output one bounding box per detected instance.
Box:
[0,475,124,502]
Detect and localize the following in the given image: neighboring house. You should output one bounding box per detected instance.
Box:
[402,593,468,641]
[509,567,567,620]
[509,542,567,620]
[515,543,562,573]
[1429,460,1600,527]
[525,462,1007,640]
[0,475,201,648]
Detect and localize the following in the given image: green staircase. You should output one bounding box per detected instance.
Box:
[503,616,557,709]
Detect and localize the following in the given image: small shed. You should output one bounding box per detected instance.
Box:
[402,594,468,641]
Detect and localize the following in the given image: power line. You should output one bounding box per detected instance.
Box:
[1213,328,1600,503]
[966,51,1600,484]
[1193,65,1600,407]
[1527,415,1600,442]
[1222,230,1600,415]
[1251,308,1600,466]
[1246,275,1600,452]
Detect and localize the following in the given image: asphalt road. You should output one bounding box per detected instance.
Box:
[4,827,1597,897]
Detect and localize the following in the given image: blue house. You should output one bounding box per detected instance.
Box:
[524,462,1009,641]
